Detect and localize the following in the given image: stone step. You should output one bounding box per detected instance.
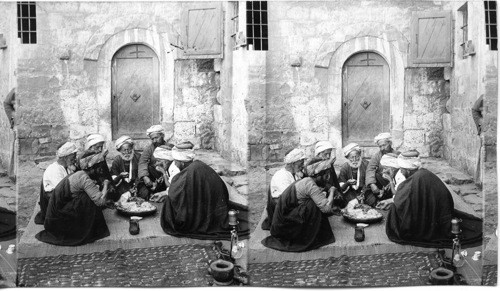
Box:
[196,150,246,177]
[422,158,474,185]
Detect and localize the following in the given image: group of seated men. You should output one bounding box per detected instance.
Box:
[34,125,249,246]
[262,133,483,252]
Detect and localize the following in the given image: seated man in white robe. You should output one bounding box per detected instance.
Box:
[261,148,305,230]
[35,142,78,224]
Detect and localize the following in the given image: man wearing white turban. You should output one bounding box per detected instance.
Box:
[160,141,250,240]
[261,148,306,230]
[85,134,106,154]
[110,136,141,199]
[364,132,400,206]
[35,142,79,224]
[338,143,368,203]
[384,150,482,248]
[137,124,169,200]
[36,151,112,246]
[148,145,178,203]
[262,159,336,252]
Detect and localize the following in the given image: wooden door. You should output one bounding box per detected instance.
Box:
[111,44,159,140]
[342,52,390,146]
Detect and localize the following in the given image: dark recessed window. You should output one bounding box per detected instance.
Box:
[246,1,268,51]
[230,1,239,49]
[17,2,37,44]
[458,3,468,57]
[484,1,497,50]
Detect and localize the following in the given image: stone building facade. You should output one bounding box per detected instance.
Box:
[246,0,497,182]
[2,1,260,170]
[0,3,18,169]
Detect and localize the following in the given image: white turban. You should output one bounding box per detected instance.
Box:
[284,148,305,164]
[397,151,421,170]
[146,124,165,136]
[115,135,133,150]
[172,142,195,162]
[85,134,105,150]
[374,132,392,144]
[56,142,78,158]
[314,141,334,157]
[153,145,173,161]
[380,153,400,168]
[343,143,361,157]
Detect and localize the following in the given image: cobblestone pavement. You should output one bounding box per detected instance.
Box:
[249,252,440,287]
[18,244,219,287]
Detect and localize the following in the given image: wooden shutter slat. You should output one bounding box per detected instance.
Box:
[181,3,222,59]
[410,11,452,66]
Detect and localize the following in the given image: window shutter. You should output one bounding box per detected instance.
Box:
[181,2,223,59]
[410,11,452,66]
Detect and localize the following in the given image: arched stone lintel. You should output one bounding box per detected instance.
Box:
[84,27,178,61]
[326,36,406,153]
[92,28,175,142]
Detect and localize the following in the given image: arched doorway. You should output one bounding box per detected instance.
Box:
[342,51,390,146]
[111,44,160,140]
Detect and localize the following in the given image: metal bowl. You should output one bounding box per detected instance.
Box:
[342,209,383,224]
[115,203,157,217]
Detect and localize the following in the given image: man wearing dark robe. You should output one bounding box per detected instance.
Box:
[160,142,249,240]
[383,151,482,248]
[364,132,400,207]
[137,125,169,200]
[262,159,336,252]
[3,88,16,181]
[471,95,484,185]
[338,143,368,203]
[110,135,141,199]
[35,152,111,246]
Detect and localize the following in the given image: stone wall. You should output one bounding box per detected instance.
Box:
[15,2,227,162]
[258,0,447,164]
[403,67,449,157]
[0,2,17,169]
[444,1,496,176]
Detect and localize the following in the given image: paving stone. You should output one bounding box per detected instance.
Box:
[472,204,484,212]
[230,175,249,188]
[236,185,249,196]
[462,194,483,205]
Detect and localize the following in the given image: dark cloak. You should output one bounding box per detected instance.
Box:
[386,168,482,248]
[0,207,16,241]
[262,181,335,252]
[261,187,275,230]
[35,174,110,246]
[263,163,342,231]
[35,180,50,225]
[160,160,249,240]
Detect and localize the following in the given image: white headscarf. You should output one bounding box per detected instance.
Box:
[397,152,421,170]
[56,142,78,158]
[343,143,361,157]
[172,142,195,162]
[380,153,400,168]
[153,146,173,161]
[115,135,133,150]
[374,132,391,144]
[314,141,334,157]
[146,124,165,136]
[85,134,105,150]
[284,148,305,164]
